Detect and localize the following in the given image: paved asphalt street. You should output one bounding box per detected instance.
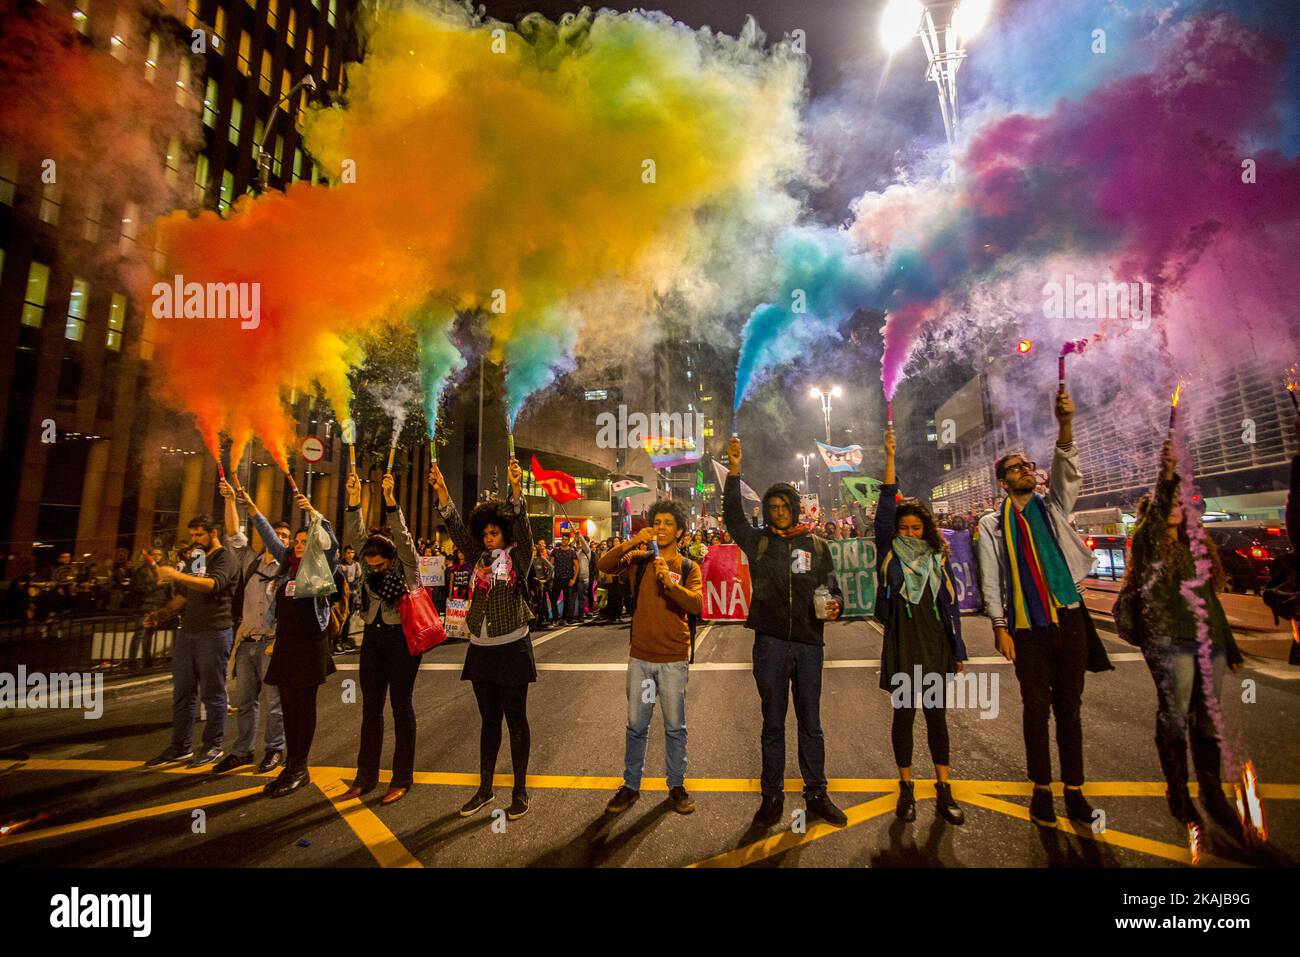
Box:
[1,612,1296,868]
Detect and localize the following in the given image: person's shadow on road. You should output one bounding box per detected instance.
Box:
[526,801,672,867]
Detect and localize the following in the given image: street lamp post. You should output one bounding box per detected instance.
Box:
[795,452,813,491]
[808,385,843,444]
[256,75,318,192]
[879,0,994,149]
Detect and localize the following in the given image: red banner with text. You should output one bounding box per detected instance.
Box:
[700,544,752,621]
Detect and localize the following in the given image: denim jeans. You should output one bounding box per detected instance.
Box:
[230,638,284,755]
[567,581,585,620]
[624,656,689,790]
[752,633,827,798]
[171,627,233,751]
[1143,641,1225,743]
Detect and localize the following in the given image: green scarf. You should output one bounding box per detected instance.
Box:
[891,536,943,620]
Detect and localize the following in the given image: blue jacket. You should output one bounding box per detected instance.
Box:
[251,512,339,633]
[873,483,968,662]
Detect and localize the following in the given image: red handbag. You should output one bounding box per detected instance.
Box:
[398,586,446,655]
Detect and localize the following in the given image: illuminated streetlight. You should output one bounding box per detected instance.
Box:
[879,0,996,149]
[796,452,813,489]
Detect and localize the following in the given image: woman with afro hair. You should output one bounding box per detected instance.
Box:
[429,456,537,820]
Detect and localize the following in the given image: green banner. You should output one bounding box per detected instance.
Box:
[842,475,882,508]
[828,537,876,616]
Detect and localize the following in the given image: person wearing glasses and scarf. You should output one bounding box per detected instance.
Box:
[875,426,968,824]
[340,471,423,806]
[976,387,1112,829]
[430,456,536,821]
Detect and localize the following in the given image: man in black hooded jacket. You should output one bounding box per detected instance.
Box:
[724,436,848,830]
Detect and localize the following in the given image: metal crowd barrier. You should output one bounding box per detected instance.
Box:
[0,614,176,676]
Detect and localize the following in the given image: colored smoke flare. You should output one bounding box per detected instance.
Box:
[886,399,894,428]
[429,438,437,465]
[1058,339,1089,390]
[348,443,357,472]
[1286,365,1300,410]
[1167,381,1184,431]
[1234,760,1268,845]
[506,432,515,460]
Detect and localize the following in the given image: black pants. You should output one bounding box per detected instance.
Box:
[890,701,950,769]
[752,633,826,798]
[356,623,422,789]
[279,685,319,774]
[471,681,530,793]
[1011,606,1088,787]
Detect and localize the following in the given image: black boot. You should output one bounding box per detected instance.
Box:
[1154,733,1201,825]
[895,780,916,822]
[934,781,965,825]
[1191,733,1243,842]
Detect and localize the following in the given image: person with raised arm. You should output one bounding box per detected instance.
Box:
[430,458,537,821]
[874,425,968,825]
[976,386,1112,828]
[340,472,424,806]
[230,486,339,798]
[723,436,847,831]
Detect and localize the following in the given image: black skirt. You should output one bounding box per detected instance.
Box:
[879,582,956,692]
[266,590,337,689]
[461,632,536,686]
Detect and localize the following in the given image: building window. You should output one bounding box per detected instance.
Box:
[218,169,234,212]
[22,261,51,328]
[164,136,181,186]
[110,9,132,62]
[327,0,336,27]
[120,200,139,253]
[39,179,63,225]
[252,118,265,163]
[214,7,226,50]
[0,151,15,205]
[176,56,192,108]
[293,148,305,181]
[304,28,314,66]
[322,45,331,81]
[281,67,290,100]
[194,153,210,205]
[82,190,103,242]
[65,278,89,342]
[269,0,281,30]
[73,4,91,36]
[228,98,242,147]
[287,9,296,46]
[203,77,219,127]
[260,49,272,94]
[145,32,160,82]
[185,0,200,31]
[273,135,284,177]
[106,293,127,352]
[238,30,251,74]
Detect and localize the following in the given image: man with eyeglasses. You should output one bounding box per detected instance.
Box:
[976,387,1112,829]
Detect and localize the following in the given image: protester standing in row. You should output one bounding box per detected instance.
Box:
[599,502,702,816]
[875,426,968,824]
[236,487,339,797]
[1116,439,1245,838]
[432,457,537,820]
[724,436,848,830]
[342,472,423,806]
[977,386,1112,828]
[143,515,238,769]
[214,480,289,775]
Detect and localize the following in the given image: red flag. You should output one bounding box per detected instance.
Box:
[530,455,582,504]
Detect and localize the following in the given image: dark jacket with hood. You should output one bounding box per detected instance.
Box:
[723,475,841,646]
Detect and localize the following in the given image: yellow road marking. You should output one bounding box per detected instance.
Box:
[689,794,899,868]
[958,791,1231,866]
[318,778,423,869]
[0,786,264,847]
